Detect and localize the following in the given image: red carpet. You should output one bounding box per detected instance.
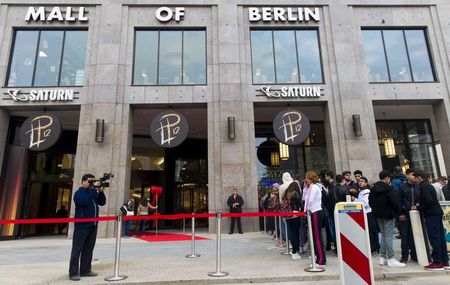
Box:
[132,232,209,242]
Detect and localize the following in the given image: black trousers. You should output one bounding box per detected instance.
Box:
[399,216,416,260]
[69,227,97,276]
[425,215,449,263]
[286,217,301,254]
[229,216,242,233]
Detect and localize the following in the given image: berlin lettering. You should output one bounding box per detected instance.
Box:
[248,7,320,22]
[5,89,75,102]
[259,86,323,99]
[25,6,88,22]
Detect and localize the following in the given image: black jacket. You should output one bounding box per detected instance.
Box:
[442,183,450,201]
[369,181,399,220]
[227,194,244,213]
[335,184,349,202]
[326,182,337,215]
[398,182,420,216]
[418,181,443,217]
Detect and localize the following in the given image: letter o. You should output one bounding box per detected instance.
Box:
[156,7,173,22]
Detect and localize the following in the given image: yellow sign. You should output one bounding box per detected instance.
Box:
[337,203,363,213]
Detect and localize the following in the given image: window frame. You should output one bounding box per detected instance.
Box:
[249,27,325,85]
[5,27,88,88]
[361,27,437,84]
[132,27,208,86]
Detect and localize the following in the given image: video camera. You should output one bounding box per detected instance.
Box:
[89,172,114,188]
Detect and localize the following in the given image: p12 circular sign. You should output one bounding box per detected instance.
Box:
[150,111,189,148]
[273,109,310,145]
[19,114,62,151]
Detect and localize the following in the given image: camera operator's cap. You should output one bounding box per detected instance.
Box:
[413,169,428,179]
[379,170,393,180]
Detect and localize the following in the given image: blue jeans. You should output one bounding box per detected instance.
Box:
[424,215,449,263]
[280,217,286,241]
[327,216,335,243]
[135,218,147,235]
[124,220,131,237]
[377,219,395,259]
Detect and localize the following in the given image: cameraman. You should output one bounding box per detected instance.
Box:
[69,174,106,281]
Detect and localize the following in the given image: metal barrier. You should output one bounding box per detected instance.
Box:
[208,212,228,277]
[105,214,127,281]
[304,210,324,272]
[186,214,200,258]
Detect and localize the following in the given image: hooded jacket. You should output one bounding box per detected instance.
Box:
[369,181,399,220]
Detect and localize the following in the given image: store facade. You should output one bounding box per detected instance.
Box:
[1,0,450,238]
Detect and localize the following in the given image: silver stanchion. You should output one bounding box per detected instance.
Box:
[263,210,267,234]
[304,211,324,272]
[105,214,128,281]
[183,217,186,234]
[208,212,228,277]
[281,217,290,255]
[268,214,279,249]
[186,214,200,258]
[277,214,283,247]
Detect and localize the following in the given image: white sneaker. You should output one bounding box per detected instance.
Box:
[387,258,406,268]
[291,253,301,260]
[379,257,386,266]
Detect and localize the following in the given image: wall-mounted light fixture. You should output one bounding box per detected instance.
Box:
[279,142,289,160]
[228,116,235,140]
[270,152,280,166]
[384,138,396,157]
[95,119,104,143]
[352,114,362,137]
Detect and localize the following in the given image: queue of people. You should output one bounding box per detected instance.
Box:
[261,168,450,272]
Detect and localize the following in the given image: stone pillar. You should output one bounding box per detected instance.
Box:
[208,2,258,233]
[0,108,10,174]
[433,100,450,175]
[69,3,132,238]
[326,4,382,181]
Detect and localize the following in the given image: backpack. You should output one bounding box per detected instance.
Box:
[320,186,330,216]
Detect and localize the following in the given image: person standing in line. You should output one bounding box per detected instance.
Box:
[281,180,303,260]
[227,188,244,234]
[304,171,326,268]
[353,170,363,184]
[432,176,447,201]
[56,205,69,235]
[413,170,450,271]
[398,169,419,263]
[369,170,406,268]
[357,176,380,255]
[69,174,106,281]
[123,199,135,238]
[134,195,157,237]
[342,170,355,189]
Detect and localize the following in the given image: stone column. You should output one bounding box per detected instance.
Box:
[208,1,258,233]
[326,4,382,181]
[0,108,10,174]
[433,100,450,175]
[69,3,132,238]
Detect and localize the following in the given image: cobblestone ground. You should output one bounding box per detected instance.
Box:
[0,231,448,285]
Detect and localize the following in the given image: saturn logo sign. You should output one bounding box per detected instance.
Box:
[19,114,62,151]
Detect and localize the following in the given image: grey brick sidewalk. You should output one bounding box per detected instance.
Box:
[0,232,448,285]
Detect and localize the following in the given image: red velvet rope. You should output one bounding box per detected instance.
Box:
[0,211,305,225]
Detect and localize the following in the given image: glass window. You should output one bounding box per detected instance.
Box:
[60,31,88,86]
[7,30,88,87]
[251,31,275,84]
[273,31,298,83]
[297,31,323,83]
[134,31,158,85]
[362,29,435,83]
[251,29,323,84]
[362,30,389,82]
[183,31,206,84]
[133,30,206,85]
[405,30,434,82]
[34,31,64,86]
[7,31,39,87]
[383,30,411,82]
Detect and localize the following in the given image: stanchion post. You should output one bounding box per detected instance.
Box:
[263,210,267,234]
[183,216,186,234]
[105,214,128,281]
[277,214,283,247]
[186,214,200,258]
[304,211,324,272]
[208,212,229,277]
[281,217,290,255]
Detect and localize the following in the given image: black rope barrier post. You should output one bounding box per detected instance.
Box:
[304,211,324,272]
[281,217,290,255]
[208,212,229,277]
[186,213,200,258]
[105,214,128,281]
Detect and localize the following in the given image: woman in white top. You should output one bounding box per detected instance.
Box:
[304,171,326,268]
[134,195,157,237]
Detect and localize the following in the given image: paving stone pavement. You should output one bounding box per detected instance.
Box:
[0,231,448,285]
